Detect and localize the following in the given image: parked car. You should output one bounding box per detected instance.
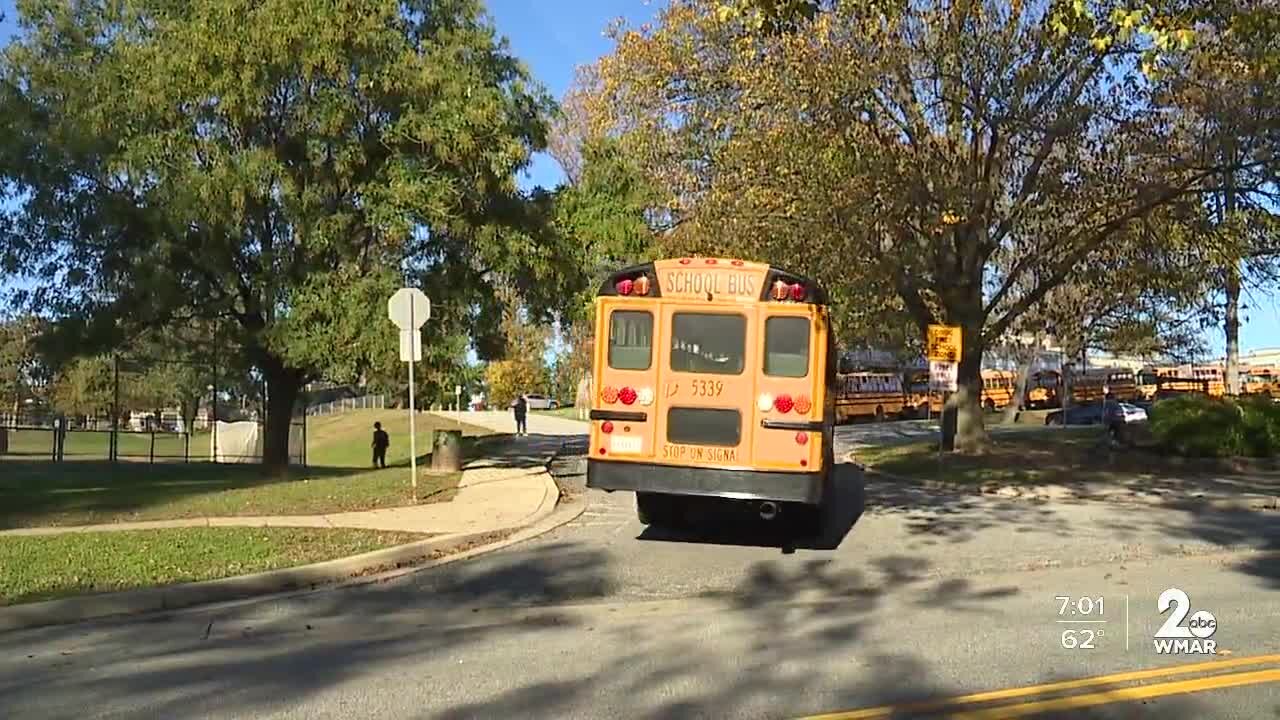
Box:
[1044,403,1105,426]
[1104,402,1148,427]
[510,393,559,410]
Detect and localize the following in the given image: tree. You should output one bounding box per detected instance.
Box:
[0,314,46,419]
[586,0,1266,451]
[125,322,225,433]
[483,286,551,408]
[1159,4,1280,394]
[0,0,555,469]
[50,356,114,422]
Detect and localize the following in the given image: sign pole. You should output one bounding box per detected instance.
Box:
[938,391,946,466]
[387,286,430,502]
[408,301,417,502]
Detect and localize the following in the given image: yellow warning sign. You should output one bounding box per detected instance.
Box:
[927,325,962,363]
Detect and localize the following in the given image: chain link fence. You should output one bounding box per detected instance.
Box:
[0,354,306,465]
[305,394,387,417]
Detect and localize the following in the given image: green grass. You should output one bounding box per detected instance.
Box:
[305,409,495,468]
[0,461,463,529]
[853,426,1239,486]
[0,407,515,529]
[0,527,427,605]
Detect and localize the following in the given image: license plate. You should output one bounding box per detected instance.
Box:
[610,435,642,454]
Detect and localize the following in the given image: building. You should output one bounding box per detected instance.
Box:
[1228,348,1280,368]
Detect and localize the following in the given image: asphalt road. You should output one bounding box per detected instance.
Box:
[1,423,1277,719]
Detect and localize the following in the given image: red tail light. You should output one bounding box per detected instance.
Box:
[601,421,614,433]
[633,275,650,295]
[618,386,638,405]
[602,386,618,404]
[616,278,633,295]
[771,280,789,301]
[679,258,691,265]
[789,283,805,301]
[795,432,808,445]
[775,394,794,413]
[706,258,717,264]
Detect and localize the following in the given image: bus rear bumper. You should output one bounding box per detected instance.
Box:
[587,459,825,505]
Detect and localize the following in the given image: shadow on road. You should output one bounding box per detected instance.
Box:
[1105,503,1280,588]
[633,462,866,552]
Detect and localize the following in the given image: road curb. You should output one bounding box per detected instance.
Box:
[0,468,579,634]
[849,452,1280,511]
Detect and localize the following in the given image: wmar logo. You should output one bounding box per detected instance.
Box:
[1154,588,1218,655]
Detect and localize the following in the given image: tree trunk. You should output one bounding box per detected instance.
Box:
[180,396,198,435]
[260,358,303,472]
[950,340,988,453]
[1225,261,1241,396]
[1003,357,1032,424]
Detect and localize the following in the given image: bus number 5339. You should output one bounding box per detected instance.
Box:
[691,380,723,397]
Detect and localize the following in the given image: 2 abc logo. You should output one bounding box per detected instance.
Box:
[1154,588,1218,655]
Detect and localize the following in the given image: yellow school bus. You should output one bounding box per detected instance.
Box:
[1024,370,1061,409]
[1243,366,1279,399]
[1138,366,1206,399]
[586,258,836,530]
[835,372,905,422]
[980,370,1018,411]
[1069,369,1139,403]
[903,369,940,417]
[1192,365,1226,396]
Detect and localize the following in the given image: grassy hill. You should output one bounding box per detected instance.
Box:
[306,409,495,468]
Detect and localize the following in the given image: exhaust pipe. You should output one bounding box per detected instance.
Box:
[758,501,780,521]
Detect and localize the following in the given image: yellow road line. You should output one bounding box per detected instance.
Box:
[800,653,1280,719]
[949,668,1280,719]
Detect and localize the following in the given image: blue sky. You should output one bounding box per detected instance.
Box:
[1,0,1277,354]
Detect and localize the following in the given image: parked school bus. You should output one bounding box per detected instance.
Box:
[1138,367,1207,400]
[586,258,837,530]
[835,372,905,423]
[1243,366,1280,399]
[1069,369,1139,403]
[1191,365,1226,396]
[980,370,1018,411]
[1024,370,1061,409]
[903,369,940,417]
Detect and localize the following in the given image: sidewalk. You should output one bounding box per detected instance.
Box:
[445,409,588,437]
[2,433,569,538]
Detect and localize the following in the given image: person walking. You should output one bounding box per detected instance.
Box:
[371,421,390,468]
[513,394,528,436]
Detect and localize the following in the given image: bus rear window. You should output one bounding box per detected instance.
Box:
[667,407,741,446]
[764,316,809,377]
[670,313,746,375]
[609,310,653,370]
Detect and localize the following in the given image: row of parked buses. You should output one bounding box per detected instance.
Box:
[833,363,1280,423]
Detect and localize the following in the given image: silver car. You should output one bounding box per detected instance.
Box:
[512,393,559,410]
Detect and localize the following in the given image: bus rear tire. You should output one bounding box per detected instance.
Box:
[810,471,836,536]
[874,406,884,422]
[636,492,678,527]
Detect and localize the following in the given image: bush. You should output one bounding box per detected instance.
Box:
[1238,395,1280,457]
[1149,394,1280,458]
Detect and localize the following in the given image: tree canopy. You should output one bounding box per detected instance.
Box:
[0,0,561,467]
[582,0,1277,450]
